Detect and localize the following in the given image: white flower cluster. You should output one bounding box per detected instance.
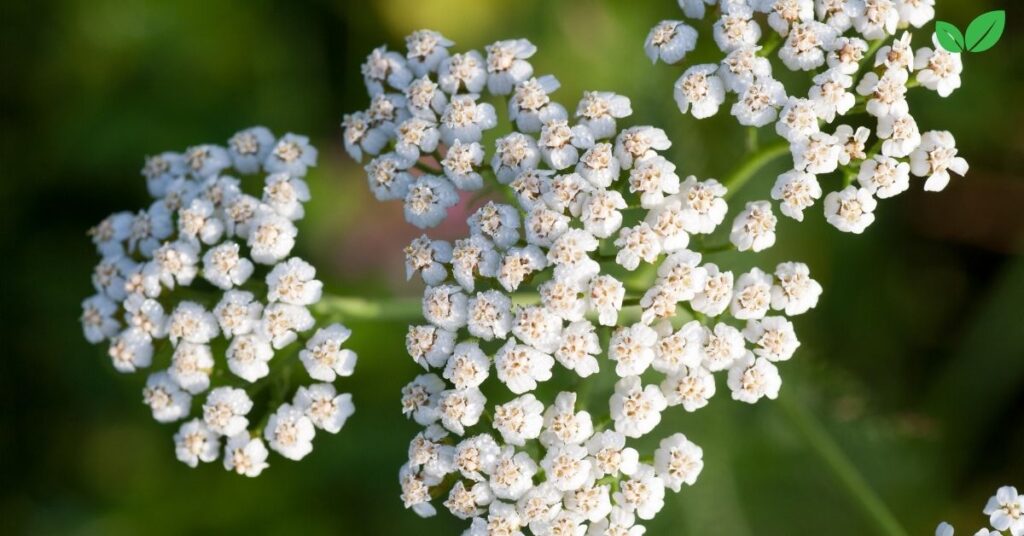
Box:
[341,31,824,533]
[647,0,968,237]
[937,485,1024,536]
[80,128,356,476]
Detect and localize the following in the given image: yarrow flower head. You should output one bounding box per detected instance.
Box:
[343,30,825,533]
[82,128,357,476]
[648,0,968,236]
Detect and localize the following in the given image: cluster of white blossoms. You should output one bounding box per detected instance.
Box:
[80,128,356,476]
[341,31,827,533]
[937,486,1024,536]
[647,0,968,237]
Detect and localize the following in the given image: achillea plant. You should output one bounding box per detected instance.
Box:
[340,25,851,533]
[81,129,356,476]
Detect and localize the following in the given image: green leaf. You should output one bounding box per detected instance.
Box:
[934,21,965,53]
[965,10,1006,52]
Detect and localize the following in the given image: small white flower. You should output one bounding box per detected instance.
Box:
[441,140,486,190]
[856,67,909,118]
[202,386,252,436]
[555,320,602,377]
[645,198,691,253]
[540,392,594,447]
[576,143,621,189]
[615,223,663,271]
[652,320,704,374]
[629,155,680,209]
[465,290,513,342]
[897,0,935,28]
[300,323,358,382]
[223,434,269,477]
[678,176,729,234]
[539,117,595,171]
[422,285,469,332]
[489,447,540,501]
[792,131,842,174]
[407,324,457,370]
[202,242,254,290]
[440,94,498,146]
[511,305,563,354]
[609,323,659,378]
[167,301,219,346]
[365,154,413,201]
[443,342,491,390]
[262,172,310,220]
[875,31,915,72]
[264,133,317,177]
[405,235,452,286]
[878,113,922,158]
[984,485,1024,536]
[824,186,877,233]
[294,383,354,433]
[589,274,626,327]
[540,277,587,322]
[493,394,545,446]
[518,483,564,530]
[174,419,219,467]
[809,68,855,122]
[177,198,224,245]
[730,200,777,252]
[614,126,671,170]
[581,189,627,239]
[81,294,120,343]
[727,353,782,403]
[485,38,537,95]
[779,21,837,71]
[826,36,869,75]
[247,211,297,265]
[492,132,541,184]
[910,130,968,192]
[509,75,562,133]
[497,246,547,292]
[614,463,666,520]
[645,20,699,64]
[226,334,274,382]
[701,322,746,372]
[766,0,814,36]
[451,235,501,292]
[914,40,963,98]
[141,152,185,198]
[495,339,554,394]
[258,302,314,349]
[542,444,593,492]
[713,8,762,53]
[361,45,413,96]
[445,480,492,520]
[469,202,522,250]
[720,46,773,93]
[402,373,446,426]
[834,124,871,165]
[773,261,822,315]
[453,434,501,481]
[588,506,646,536]
[654,433,704,492]
[510,169,552,211]
[858,155,911,198]
[744,316,800,361]
[394,117,440,163]
[142,371,191,423]
[524,206,570,248]
[661,365,716,412]
[400,462,440,518]
[437,387,486,436]
[404,175,460,229]
[145,240,199,292]
[732,77,788,127]
[611,376,667,438]
[853,0,900,39]
[691,263,734,317]
[438,50,487,94]
[184,144,231,178]
[169,342,214,394]
[267,257,322,306]
[674,64,726,119]
[776,97,821,142]
[405,29,454,77]
[587,430,640,480]
[265,403,316,460]
[772,170,822,221]
[731,268,774,319]
[576,91,632,140]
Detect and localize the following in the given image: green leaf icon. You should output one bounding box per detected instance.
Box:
[935,21,965,52]
[964,10,1006,52]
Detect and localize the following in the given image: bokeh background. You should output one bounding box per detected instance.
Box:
[2,0,1022,534]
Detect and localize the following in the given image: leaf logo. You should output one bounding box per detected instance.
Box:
[936,10,1006,53]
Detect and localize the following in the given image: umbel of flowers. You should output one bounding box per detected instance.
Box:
[936,485,1024,536]
[646,0,968,237]
[80,129,356,476]
[343,30,827,533]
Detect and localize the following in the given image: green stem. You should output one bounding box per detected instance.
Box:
[778,394,908,536]
[312,295,422,321]
[722,142,790,200]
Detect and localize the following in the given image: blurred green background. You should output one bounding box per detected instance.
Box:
[1,0,1022,534]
